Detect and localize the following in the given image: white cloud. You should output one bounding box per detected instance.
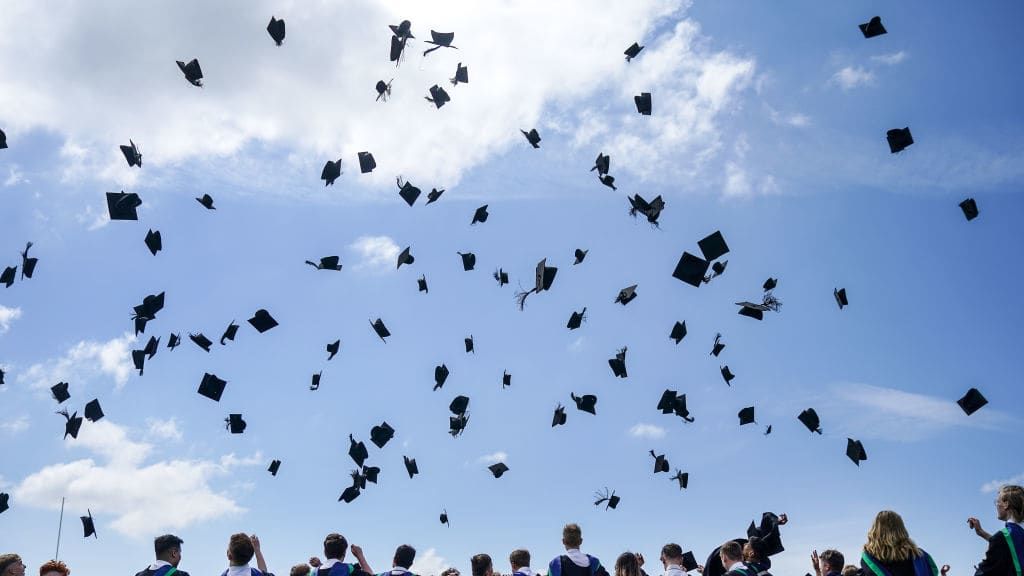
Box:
[12,420,259,537]
[3,165,26,187]
[0,415,31,435]
[411,548,450,576]
[629,423,667,440]
[831,66,875,90]
[0,305,22,334]
[872,51,908,66]
[477,451,508,465]
[766,104,810,127]
[981,473,1024,494]
[568,336,586,353]
[146,417,183,442]
[350,235,400,271]
[75,202,110,231]
[17,332,136,391]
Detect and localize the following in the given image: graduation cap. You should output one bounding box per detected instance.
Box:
[268,459,281,476]
[834,288,848,309]
[959,198,979,221]
[198,373,227,401]
[738,406,755,425]
[599,174,617,190]
[628,194,665,226]
[846,438,867,465]
[887,127,913,153]
[747,513,786,557]
[552,403,567,427]
[389,19,414,40]
[721,365,735,385]
[306,256,342,271]
[449,413,469,437]
[763,278,778,291]
[704,260,728,283]
[671,470,689,490]
[515,258,558,309]
[591,153,610,175]
[502,370,511,389]
[571,392,597,415]
[0,128,6,149]
[614,285,638,306]
[464,335,474,354]
[397,177,422,206]
[59,408,83,439]
[190,332,213,352]
[859,16,886,38]
[177,59,203,87]
[650,450,669,473]
[657,390,694,422]
[248,309,278,333]
[624,42,644,61]
[594,487,620,510]
[573,248,588,265]
[472,205,489,225]
[404,456,419,478]
[494,268,509,287]
[167,333,181,350]
[266,16,285,45]
[51,381,70,403]
[358,151,376,173]
[521,128,541,148]
[488,462,509,478]
[132,292,165,325]
[0,367,5,385]
[321,159,342,186]
[458,252,476,271]
[310,372,322,391]
[634,92,652,115]
[195,194,216,210]
[764,425,773,436]
[449,395,470,415]
[567,308,587,330]
[144,230,162,256]
[0,492,8,514]
[370,421,395,448]
[957,388,988,415]
[439,509,449,526]
[144,335,160,359]
[425,85,451,109]
[698,231,730,262]
[396,246,415,269]
[339,485,360,503]
[427,188,444,204]
[389,34,410,65]
[608,347,628,378]
[1,267,14,288]
[370,318,391,342]
[423,30,457,56]
[670,321,687,344]
[433,364,449,391]
[736,302,766,321]
[120,139,142,167]
[375,79,392,102]
[450,62,469,85]
[348,434,368,466]
[680,552,698,572]
[362,465,380,484]
[132,349,146,376]
[417,275,428,293]
[220,321,239,345]
[106,191,142,221]
[81,509,97,538]
[798,408,823,434]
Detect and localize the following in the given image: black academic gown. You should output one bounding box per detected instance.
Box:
[135,567,191,576]
[975,530,1019,576]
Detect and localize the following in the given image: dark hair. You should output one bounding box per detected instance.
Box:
[471,554,492,576]
[661,544,683,561]
[509,550,531,570]
[155,535,184,559]
[395,545,417,569]
[324,533,348,560]
[820,550,845,572]
[719,541,743,563]
[229,533,255,566]
[743,537,767,562]
[290,565,311,576]
[615,553,642,576]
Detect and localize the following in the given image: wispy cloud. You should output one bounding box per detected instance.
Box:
[0,415,31,435]
[477,451,508,465]
[872,51,908,66]
[17,332,136,391]
[831,66,875,90]
[349,235,400,272]
[411,548,450,576]
[146,417,183,442]
[629,423,667,440]
[3,165,26,187]
[981,473,1024,494]
[0,305,22,334]
[766,104,811,127]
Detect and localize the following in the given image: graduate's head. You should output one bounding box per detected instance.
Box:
[718,541,743,566]
[818,550,845,574]
[37,561,69,576]
[0,555,25,576]
[562,524,583,549]
[394,545,416,569]
[509,549,530,571]
[660,544,683,568]
[470,554,493,576]
[154,534,184,566]
[841,565,860,576]
[290,565,311,576]
[742,537,766,563]
[864,511,921,562]
[996,485,1024,522]
[227,533,255,566]
[324,533,348,560]
[614,553,642,576]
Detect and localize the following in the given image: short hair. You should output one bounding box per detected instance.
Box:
[471,554,493,576]
[0,555,24,576]
[229,533,255,566]
[1000,485,1024,522]
[719,541,743,563]
[509,549,531,570]
[155,535,184,559]
[562,524,583,548]
[841,566,860,576]
[820,550,845,571]
[290,565,312,576]
[615,553,642,576]
[324,533,349,560]
[38,560,70,576]
[395,545,417,569]
[661,544,683,561]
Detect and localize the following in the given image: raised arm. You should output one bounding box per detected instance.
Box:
[967,518,992,541]
[351,544,374,576]
[251,534,269,574]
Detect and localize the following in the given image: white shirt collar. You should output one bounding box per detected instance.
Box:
[514,568,534,576]
[665,565,684,576]
[724,561,745,573]
[149,561,172,571]
[390,568,411,575]
[227,564,252,576]
[323,559,343,569]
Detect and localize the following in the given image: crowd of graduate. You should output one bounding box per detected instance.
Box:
[1,486,1021,576]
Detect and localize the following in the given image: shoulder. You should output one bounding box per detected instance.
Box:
[178,571,192,576]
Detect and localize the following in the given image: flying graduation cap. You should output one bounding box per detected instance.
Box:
[267,16,286,45]
[515,258,557,309]
[132,349,146,376]
[418,275,428,293]
[650,450,669,474]
[450,63,469,85]
[673,252,710,288]
[859,16,887,38]
[354,152,377,175]
[190,333,213,352]
[488,462,509,479]
[81,509,97,538]
[120,140,142,167]
[0,492,8,514]
[145,230,162,256]
[502,370,511,389]
[472,205,489,225]
[957,388,988,415]
[370,318,391,342]
[198,373,227,402]
[427,188,445,204]
[423,30,457,56]
[397,246,415,269]
[634,92,652,115]
[738,406,756,425]
[494,268,509,287]
[1,267,14,288]
[226,414,246,434]
[339,485,360,504]
[834,288,849,309]
[574,249,588,265]
[425,85,451,109]
[310,372,322,391]
[464,336,474,354]
[458,252,476,271]
[670,321,687,344]
[449,396,470,437]
[521,129,541,148]
[397,177,422,206]
[599,174,617,190]
[571,392,597,415]
[220,321,239,345]
[615,285,638,305]
[608,347,628,378]
[846,438,867,466]
[671,470,690,490]
[321,159,343,186]
[798,408,823,434]
[58,408,83,439]
[177,59,203,87]
[375,79,392,102]
[624,42,644,61]
[439,509,449,526]
[404,456,419,478]
[15,243,37,280]
[370,421,395,448]
[143,336,160,359]
[721,366,736,386]
[657,390,694,423]
[248,309,278,333]
[0,128,6,149]
[196,194,216,210]
[433,364,449,391]
[887,127,913,153]
[959,198,979,221]
[268,459,281,476]
[567,308,587,330]
[306,256,343,271]
[51,381,71,404]
[167,333,180,350]
[628,194,665,226]
[106,191,142,221]
[594,488,620,510]
[348,434,369,466]
[592,153,610,176]
[552,403,567,427]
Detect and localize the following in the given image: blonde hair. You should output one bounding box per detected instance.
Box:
[1000,485,1024,522]
[864,511,921,563]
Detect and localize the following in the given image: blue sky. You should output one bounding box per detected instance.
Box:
[2,1,1024,575]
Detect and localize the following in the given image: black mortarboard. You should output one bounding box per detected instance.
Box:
[132,292,165,323]
[738,406,755,425]
[397,178,421,206]
[84,397,104,421]
[267,16,285,45]
[321,159,342,186]
[834,288,848,309]
[440,509,449,526]
[765,425,772,435]
[389,34,409,65]
[846,438,867,465]
[449,413,469,437]
[0,128,6,149]
[1,267,14,288]
[494,268,509,286]
[488,462,509,478]
[698,231,730,262]
[624,42,644,61]
[362,465,380,484]
[81,509,97,538]
[425,85,450,109]
[673,252,710,287]
[375,79,392,101]
[502,370,511,389]
[356,151,376,174]
[472,205,489,225]
[198,373,227,402]
[449,395,470,415]
[615,285,638,305]
[599,174,617,190]
[433,364,449,391]
[339,485,360,503]
[798,408,823,434]
[220,321,239,345]
[268,459,281,476]
[709,260,728,278]
[574,248,588,264]
[418,275,428,293]
[571,392,597,415]
[396,246,415,269]
[370,421,395,448]
[51,381,70,403]
[248,309,278,333]
[957,388,988,415]
[552,403,567,426]
[635,92,652,115]
[134,317,149,336]
[464,335,474,354]
[370,318,390,342]
[106,191,142,221]
[959,198,979,221]
[423,30,457,56]
[670,321,687,344]
[747,512,786,557]
[721,365,735,385]
[190,332,213,352]
[177,59,203,86]
[389,19,414,40]
[120,139,142,167]
[763,277,778,291]
[427,188,444,203]
[144,335,159,359]
[737,303,765,321]
[132,349,146,376]
[307,256,342,271]
[0,368,4,385]
[404,455,418,478]
[522,128,541,148]
[458,252,476,271]
[348,434,368,466]
[887,127,913,153]
[167,333,180,350]
[592,153,610,175]
[859,16,887,38]
[567,308,587,330]
[450,62,469,85]
[628,194,665,225]
[145,230,162,256]
[516,258,557,309]
[594,488,619,510]
[310,371,321,391]
[59,409,83,439]
[326,339,340,360]
[0,492,8,514]
[681,552,698,572]
[608,347,628,378]
[671,470,689,490]
[650,450,669,473]
[196,194,216,210]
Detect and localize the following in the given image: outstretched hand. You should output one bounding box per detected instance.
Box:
[811,550,821,576]
[778,513,788,525]
[941,565,951,576]
[310,557,322,568]
[250,534,261,552]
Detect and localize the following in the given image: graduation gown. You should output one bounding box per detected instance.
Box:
[974,523,1024,576]
[547,555,609,576]
[136,565,190,576]
[860,550,938,576]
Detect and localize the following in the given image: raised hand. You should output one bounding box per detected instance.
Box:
[941,565,951,576]
[778,513,788,525]
[309,557,322,568]
[811,550,821,576]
